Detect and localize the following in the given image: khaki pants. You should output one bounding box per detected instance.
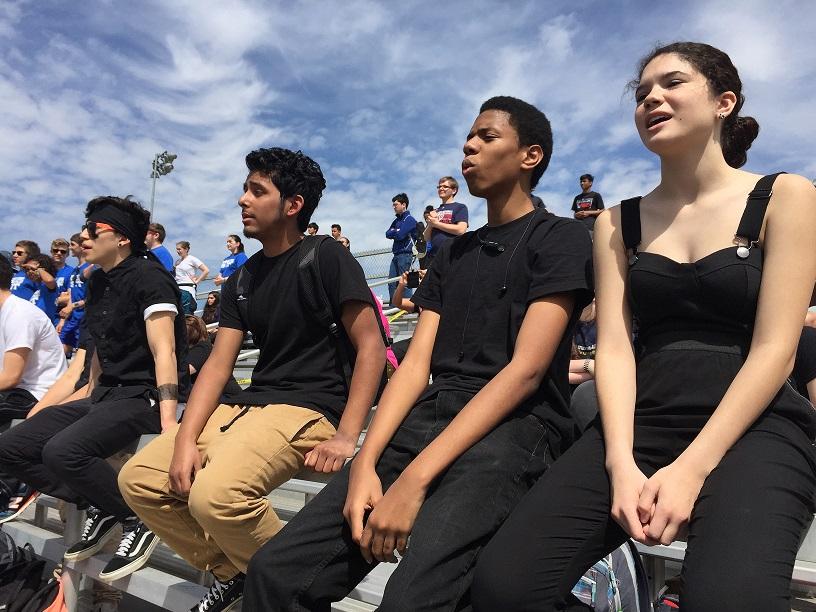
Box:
[118,403,336,580]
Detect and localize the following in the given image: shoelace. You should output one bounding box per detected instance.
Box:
[80,509,100,540]
[115,528,138,556]
[199,578,232,611]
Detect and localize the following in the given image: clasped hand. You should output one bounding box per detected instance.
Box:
[343,464,426,564]
[610,458,706,546]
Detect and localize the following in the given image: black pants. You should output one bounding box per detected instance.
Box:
[243,390,553,612]
[471,424,816,612]
[0,396,160,521]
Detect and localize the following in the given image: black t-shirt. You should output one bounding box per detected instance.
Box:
[412,209,594,455]
[218,239,374,426]
[185,340,243,399]
[792,327,816,400]
[85,255,188,401]
[571,191,605,230]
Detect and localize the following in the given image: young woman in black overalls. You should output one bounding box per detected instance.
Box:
[471,42,816,611]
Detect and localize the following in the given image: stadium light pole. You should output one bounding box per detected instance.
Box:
[149,150,177,218]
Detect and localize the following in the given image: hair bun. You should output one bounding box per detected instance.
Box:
[723,115,760,168]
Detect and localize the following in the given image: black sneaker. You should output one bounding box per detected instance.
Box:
[190,573,245,612]
[98,517,160,581]
[63,507,118,561]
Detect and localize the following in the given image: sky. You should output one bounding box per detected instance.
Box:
[1,0,814,271]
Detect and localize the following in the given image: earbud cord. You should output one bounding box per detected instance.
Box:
[457,209,538,361]
[499,209,538,294]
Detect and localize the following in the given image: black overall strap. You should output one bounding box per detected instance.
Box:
[620,197,643,255]
[735,173,786,243]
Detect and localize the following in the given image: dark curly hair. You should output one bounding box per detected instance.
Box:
[30,254,57,277]
[632,42,759,168]
[479,96,553,189]
[245,147,327,232]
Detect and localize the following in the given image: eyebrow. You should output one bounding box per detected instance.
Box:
[466,125,500,140]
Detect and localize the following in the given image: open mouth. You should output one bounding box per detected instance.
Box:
[647,114,671,128]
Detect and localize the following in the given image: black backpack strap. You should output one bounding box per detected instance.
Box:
[234,264,252,332]
[736,173,786,244]
[620,197,642,262]
[298,236,355,387]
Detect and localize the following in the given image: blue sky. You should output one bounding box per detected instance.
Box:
[1,0,814,269]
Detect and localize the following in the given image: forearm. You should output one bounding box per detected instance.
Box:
[335,345,385,441]
[595,345,637,467]
[195,267,209,284]
[154,350,179,424]
[679,345,798,476]
[392,282,407,305]
[435,222,466,237]
[0,373,19,390]
[176,360,230,442]
[356,357,431,468]
[400,360,543,487]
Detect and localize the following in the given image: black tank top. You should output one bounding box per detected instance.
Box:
[621,174,782,345]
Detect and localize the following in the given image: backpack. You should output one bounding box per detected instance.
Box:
[234,236,393,402]
[0,531,47,612]
[571,540,653,612]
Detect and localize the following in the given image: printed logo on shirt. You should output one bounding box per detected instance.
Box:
[10,276,23,291]
[575,196,595,210]
[437,209,454,224]
[223,258,235,267]
[30,289,40,304]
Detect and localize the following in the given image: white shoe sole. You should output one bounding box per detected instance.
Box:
[97,535,161,582]
[63,522,119,561]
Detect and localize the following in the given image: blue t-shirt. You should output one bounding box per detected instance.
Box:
[10,270,37,301]
[220,251,248,278]
[55,265,74,295]
[67,262,92,322]
[30,283,60,324]
[430,202,469,254]
[151,245,174,272]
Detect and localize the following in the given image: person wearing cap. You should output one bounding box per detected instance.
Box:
[0,196,188,583]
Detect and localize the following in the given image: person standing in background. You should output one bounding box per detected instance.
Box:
[571,173,605,235]
[144,223,174,272]
[213,235,248,287]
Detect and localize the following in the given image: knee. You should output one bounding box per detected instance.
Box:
[40,436,74,474]
[0,432,24,467]
[187,473,248,528]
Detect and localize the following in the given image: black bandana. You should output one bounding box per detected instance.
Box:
[86,204,147,254]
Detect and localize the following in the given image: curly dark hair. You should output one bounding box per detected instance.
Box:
[29,254,57,277]
[631,42,759,168]
[479,96,553,189]
[245,147,327,233]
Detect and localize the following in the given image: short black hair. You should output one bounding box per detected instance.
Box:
[245,147,327,233]
[580,174,594,182]
[307,222,319,231]
[392,193,409,206]
[0,254,12,290]
[479,96,553,189]
[424,205,435,213]
[331,224,341,231]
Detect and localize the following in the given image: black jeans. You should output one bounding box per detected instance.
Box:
[0,396,160,521]
[243,390,553,612]
[471,423,816,612]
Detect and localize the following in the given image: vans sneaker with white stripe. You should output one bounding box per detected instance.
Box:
[98,517,159,581]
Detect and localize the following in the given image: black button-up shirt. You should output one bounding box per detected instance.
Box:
[85,255,188,401]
